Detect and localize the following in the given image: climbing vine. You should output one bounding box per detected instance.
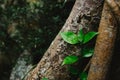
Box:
[61,28,98,80]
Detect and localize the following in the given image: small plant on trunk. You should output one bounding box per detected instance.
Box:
[61,28,98,80]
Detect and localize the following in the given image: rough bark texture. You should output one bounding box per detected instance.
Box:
[88,1,117,80]
[26,0,103,80]
[106,1,120,80]
[106,0,120,17]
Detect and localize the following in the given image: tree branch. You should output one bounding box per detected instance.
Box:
[106,0,120,17]
[88,1,118,80]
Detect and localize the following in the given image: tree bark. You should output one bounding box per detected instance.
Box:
[26,0,103,80]
[87,1,118,80]
[106,0,120,17]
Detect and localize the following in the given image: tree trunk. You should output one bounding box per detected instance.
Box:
[87,1,118,80]
[26,0,103,80]
[106,0,120,17]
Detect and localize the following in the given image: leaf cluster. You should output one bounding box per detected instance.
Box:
[61,29,98,65]
[61,29,98,44]
[61,29,98,80]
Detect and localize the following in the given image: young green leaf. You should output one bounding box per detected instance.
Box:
[62,55,79,65]
[77,29,84,42]
[61,31,79,44]
[79,72,88,80]
[83,32,98,44]
[41,77,48,80]
[81,48,94,57]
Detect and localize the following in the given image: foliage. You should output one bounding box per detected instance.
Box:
[83,32,98,44]
[81,48,94,57]
[68,66,79,75]
[62,55,79,65]
[61,29,97,65]
[61,31,79,44]
[41,77,48,80]
[61,29,98,45]
[61,28,98,79]
[0,0,75,79]
[0,0,74,56]
[78,29,84,42]
[79,72,88,80]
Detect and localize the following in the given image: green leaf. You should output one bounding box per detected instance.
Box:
[79,72,88,80]
[62,55,79,65]
[41,77,48,80]
[61,31,79,44]
[77,29,84,42]
[68,66,79,75]
[83,32,98,44]
[81,48,94,57]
